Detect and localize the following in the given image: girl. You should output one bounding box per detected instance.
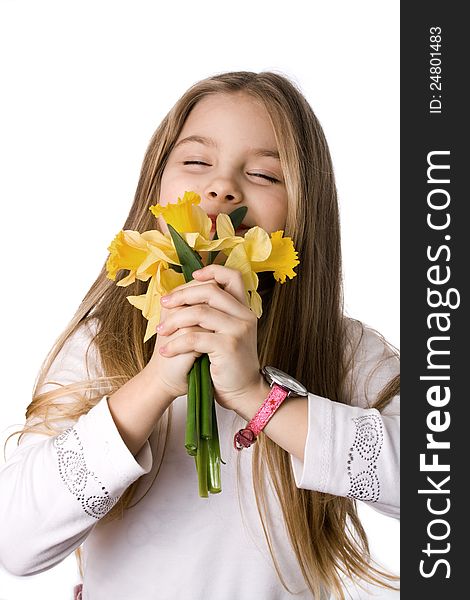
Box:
[0,71,399,599]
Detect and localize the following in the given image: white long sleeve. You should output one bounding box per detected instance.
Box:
[0,322,153,576]
[290,320,400,519]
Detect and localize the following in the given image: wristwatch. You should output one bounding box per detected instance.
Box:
[233,366,308,451]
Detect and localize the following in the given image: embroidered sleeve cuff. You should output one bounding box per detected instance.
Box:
[289,393,366,496]
[53,396,153,519]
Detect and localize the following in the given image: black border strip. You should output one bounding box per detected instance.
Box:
[401,3,466,595]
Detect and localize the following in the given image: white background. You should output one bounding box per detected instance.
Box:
[0,1,399,598]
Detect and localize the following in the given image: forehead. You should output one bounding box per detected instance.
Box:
[178,93,278,148]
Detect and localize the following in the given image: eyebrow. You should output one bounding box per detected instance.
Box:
[173,135,280,160]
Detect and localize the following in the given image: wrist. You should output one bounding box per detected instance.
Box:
[233,376,272,422]
[233,366,309,454]
[140,364,177,407]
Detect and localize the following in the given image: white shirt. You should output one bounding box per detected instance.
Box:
[0,318,399,599]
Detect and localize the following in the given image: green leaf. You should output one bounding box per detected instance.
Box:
[167,224,204,282]
[228,206,248,230]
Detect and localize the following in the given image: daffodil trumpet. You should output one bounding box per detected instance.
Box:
[105,191,300,498]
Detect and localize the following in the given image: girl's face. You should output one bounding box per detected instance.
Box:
[158,92,288,249]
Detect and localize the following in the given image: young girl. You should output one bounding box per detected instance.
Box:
[0,71,399,599]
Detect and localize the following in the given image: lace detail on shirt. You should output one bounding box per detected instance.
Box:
[346,414,383,502]
[53,427,118,519]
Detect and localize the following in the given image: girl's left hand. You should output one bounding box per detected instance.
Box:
[158,264,263,412]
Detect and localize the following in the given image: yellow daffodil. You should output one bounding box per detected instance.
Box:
[106,190,299,339]
[220,223,300,317]
[251,229,300,283]
[150,191,244,255]
[106,229,179,286]
[150,191,212,237]
[127,263,185,342]
[106,230,152,286]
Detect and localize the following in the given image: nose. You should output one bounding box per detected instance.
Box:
[203,171,243,207]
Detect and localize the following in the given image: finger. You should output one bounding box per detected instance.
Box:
[169,277,218,294]
[157,304,242,336]
[158,279,216,321]
[192,265,248,307]
[160,330,224,357]
[161,281,252,322]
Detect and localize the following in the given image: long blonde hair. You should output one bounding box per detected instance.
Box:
[5,71,399,598]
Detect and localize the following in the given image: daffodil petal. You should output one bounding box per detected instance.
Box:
[144,314,160,343]
[141,231,181,265]
[183,232,200,248]
[245,269,259,291]
[191,203,212,238]
[128,265,186,342]
[250,290,263,318]
[195,235,244,252]
[216,213,235,238]
[143,275,160,320]
[159,268,186,294]
[123,230,149,248]
[224,243,252,275]
[117,272,137,287]
[253,231,300,283]
[127,294,146,311]
[140,229,169,245]
[243,227,272,262]
[149,191,212,238]
[105,230,149,281]
[136,253,166,277]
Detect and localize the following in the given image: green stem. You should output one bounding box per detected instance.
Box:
[166,218,255,497]
[184,366,197,456]
[196,439,209,498]
[208,399,222,493]
[200,354,213,440]
[194,359,209,497]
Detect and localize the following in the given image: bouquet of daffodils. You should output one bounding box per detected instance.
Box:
[105,191,299,497]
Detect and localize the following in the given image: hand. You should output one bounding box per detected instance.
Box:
[146,278,212,400]
[155,264,264,412]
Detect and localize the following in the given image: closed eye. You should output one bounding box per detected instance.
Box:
[183,162,279,184]
[248,173,280,184]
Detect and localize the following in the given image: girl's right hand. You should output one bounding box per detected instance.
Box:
[145,280,210,400]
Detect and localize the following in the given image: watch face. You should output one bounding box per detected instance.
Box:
[262,366,308,396]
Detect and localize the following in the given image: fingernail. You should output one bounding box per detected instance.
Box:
[156,323,164,331]
[161,295,170,303]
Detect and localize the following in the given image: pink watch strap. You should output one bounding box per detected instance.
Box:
[234,383,288,450]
